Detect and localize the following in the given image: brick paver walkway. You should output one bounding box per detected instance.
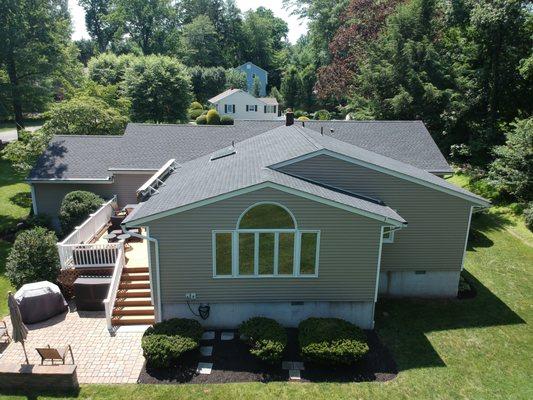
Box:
[0,306,146,383]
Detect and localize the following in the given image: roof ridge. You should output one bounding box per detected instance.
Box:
[292,125,322,151]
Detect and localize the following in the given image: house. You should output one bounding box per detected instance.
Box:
[236,61,268,96]
[208,89,279,120]
[28,117,488,329]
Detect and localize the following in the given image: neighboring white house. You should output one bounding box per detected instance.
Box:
[208,89,280,120]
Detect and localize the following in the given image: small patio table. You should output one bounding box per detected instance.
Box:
[102,233,116,243]
[117,233,132,250]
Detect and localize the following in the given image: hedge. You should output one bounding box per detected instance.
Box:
[239,317,287,364]
[196,115,207,125]
[190,101,203,110]
[142,318,203,368]
[220,115,234,125]
[188,108,203,120]
[206,109,221,125]
[298,317,369,365]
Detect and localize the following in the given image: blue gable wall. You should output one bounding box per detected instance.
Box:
[236,62,268,97]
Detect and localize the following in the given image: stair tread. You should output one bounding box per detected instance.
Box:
[114,305,154,311]
[122,267,149,273]
[111,315,155,325]
[121,273,150,280]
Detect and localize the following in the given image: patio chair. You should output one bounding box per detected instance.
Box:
[35,344,75,365]
[0,320,10,343]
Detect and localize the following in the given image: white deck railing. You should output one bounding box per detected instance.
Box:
[103,243,125,330]
[57,195,118,269]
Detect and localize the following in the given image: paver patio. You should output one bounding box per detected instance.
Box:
[0,305,146,383]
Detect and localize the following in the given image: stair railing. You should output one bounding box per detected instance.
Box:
[103,241,125,331]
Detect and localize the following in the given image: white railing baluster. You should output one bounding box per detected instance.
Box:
[103,242,125,331]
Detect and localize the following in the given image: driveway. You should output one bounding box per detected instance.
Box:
[0,125,42,144]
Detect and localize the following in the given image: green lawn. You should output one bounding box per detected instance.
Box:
[0,159,31,315]
[1,173,532,399]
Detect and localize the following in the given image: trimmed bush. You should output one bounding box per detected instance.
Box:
[5,227,60,288]
[190,101,203,110]
[206,109,221,125]
[239,317,287,364]
[196,115,207,125]
[525,202,533,231]
[298,317,369,365]
[188,108,203,120]
[59,191,104,235]
[313,109,331,120]
[297,116,310,121]
[220,115,234,125]
[294,110,307,118]
[142,318,203,368]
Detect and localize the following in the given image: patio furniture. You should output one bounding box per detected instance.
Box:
[15,281,68,324]
[117,233,132,249]
[73,277,111,311]
[109,214,126,231]
[35,344,74,365]
[122,204,138,215]
[102,233,117,243]
[0,320,10,343]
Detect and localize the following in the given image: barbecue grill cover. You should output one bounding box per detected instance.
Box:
[15,281,68,324]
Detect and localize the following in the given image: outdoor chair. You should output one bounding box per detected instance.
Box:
[0,321,10,343]
[35,344,75,365]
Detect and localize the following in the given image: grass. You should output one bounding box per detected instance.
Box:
[0,158,31,315]
[1,173,532,399]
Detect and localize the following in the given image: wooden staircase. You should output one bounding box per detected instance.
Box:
[111,266,155,326]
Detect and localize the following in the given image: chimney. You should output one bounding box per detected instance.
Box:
[285,109,294,126]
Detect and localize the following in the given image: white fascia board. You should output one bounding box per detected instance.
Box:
[124,181,406,228]
[27,177,113,184]
[270,149,490,207]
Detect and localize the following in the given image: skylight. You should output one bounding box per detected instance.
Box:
[210,145,236,161]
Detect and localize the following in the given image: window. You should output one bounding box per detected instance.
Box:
[213,203,320,278]
[264,105,277,113]
[383,227,395,243]
[246,105,257,112]
[224,104,235,114]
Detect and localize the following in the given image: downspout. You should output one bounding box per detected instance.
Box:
[29,183,38,215]
[121,225,162,323]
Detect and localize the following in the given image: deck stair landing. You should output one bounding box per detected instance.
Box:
[112,266,155,326]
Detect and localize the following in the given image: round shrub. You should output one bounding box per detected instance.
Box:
[142,318,203,368]
[196,115,207,125]
[294,110,307,118]
[188,108,203,120]
[524,202,533,231]
[220,115,234,125]
[313,109,331,120]
[206,109,221,125]
[59,191,104,235]
[6,227,60,288]
[239,317,287,364]
[298,317,369,365]
[297,116,310,121]
[190,101,203,110]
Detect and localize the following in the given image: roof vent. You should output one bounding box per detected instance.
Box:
[210,144,236,161]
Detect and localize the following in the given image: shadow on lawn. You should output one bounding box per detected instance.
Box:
[375,270,525,372]
[0,387,80,400]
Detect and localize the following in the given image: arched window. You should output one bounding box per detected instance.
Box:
[213,202,320,278]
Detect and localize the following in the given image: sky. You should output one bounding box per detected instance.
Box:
[68,0,308,44]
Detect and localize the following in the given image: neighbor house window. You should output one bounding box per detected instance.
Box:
[213,202,320,278]
[264,105,277,113]
[246,105,257,112]
[224,104,235,113]
[383,227,395,243]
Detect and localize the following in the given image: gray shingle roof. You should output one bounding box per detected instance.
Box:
[28,120,451,180]
[207,88,242,103]
[124,125,408,226]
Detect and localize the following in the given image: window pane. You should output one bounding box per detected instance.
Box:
[239,233,254,275]
[300,233,318,275]
[215,233,232,276]
[239,204,295,229]
[258,233,275,275]
[278,233,294,275]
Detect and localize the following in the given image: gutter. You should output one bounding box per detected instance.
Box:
[26,177,114,184]
[121,224,162,322]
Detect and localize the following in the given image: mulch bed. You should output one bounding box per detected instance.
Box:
[137,328,397,384]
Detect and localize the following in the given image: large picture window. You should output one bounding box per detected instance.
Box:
[213,203,320,278]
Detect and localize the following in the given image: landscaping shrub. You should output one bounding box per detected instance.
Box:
[5,227,60,288]
[294,109,307,118]
[220,115,234,125]
[196,115,207,125]
[298,317,369,365]
[206,109,221,125]
[313,109,331,120]
[297,116,310,121]
[239,317,287,364]
[142,318,203,368]
[188,108,203,120]
[190,101,203,110]
[524,202,533,231]
[59,191,104,235]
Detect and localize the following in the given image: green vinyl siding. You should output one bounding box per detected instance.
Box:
[279,154,472,272]
[146,187,382,304]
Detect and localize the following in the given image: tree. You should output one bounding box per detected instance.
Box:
[252,76,262,97]
[489,117,533,202]
[0,0,81,129]
[188,67,226,103]
[59,191,104,235]
[180,15,223,67]
[6,227,60,288]
[123,55,192,122]
[1,129,52,174]
[79,0,119,52]
[88,53,136,85]
[224,69,247,90]
[280,66,302,108]
[75,39,97,66]
[42,96,129,136]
